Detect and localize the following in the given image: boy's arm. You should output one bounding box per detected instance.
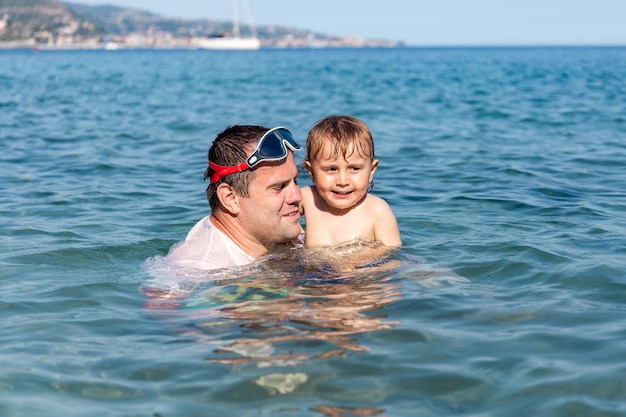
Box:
[372,198,402,247]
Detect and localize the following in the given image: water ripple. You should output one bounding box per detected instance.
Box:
[1,47,626,416]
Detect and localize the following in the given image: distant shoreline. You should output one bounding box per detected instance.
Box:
[1,42,624,51]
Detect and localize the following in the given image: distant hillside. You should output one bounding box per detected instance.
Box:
[65,2,219,38]
[0,1,403,48]
[63,2,313,40]
[0,0,336,41]
[0,0,101,40]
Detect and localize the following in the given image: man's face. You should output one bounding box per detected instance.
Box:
[238,152,302,248]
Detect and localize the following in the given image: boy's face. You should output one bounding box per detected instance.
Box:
[305,142,378,212]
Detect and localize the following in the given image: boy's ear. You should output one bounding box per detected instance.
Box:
[216,183,241,214]
[369,159,379,182]
[304,160,314,177]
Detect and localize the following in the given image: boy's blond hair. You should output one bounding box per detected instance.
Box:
[305,115,375,163]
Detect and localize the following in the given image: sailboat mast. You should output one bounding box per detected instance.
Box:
[232,0,240,37]
[197,0,259,49]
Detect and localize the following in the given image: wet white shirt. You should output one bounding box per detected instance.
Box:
[166,215,254,270]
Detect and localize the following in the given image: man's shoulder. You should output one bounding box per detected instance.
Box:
[168,216,212,258]
[184,215,213,236]
[167,214,254,270]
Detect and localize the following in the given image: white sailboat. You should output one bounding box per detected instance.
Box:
[198,0,260,50]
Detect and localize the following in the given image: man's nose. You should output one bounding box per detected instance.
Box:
[287,181,302,204]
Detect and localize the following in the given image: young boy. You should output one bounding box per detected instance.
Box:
[300,115,402,248]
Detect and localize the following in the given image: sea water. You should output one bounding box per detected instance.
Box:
[1,47,626,416]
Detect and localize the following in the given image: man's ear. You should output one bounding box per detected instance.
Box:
[216,183,241,214]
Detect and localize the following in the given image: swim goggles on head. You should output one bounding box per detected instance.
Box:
[208,126,302,184]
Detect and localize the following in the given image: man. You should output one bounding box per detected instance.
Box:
[166,125,303,270]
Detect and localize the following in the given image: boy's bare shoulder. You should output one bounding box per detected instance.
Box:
[364,193,393,210]
[300,185,316,202]
[299,185,315,213]
[301,185,314,195]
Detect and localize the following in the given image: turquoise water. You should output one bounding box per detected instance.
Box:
[2,47,626,416]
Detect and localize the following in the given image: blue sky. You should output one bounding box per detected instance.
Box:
[72,0,626,46]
